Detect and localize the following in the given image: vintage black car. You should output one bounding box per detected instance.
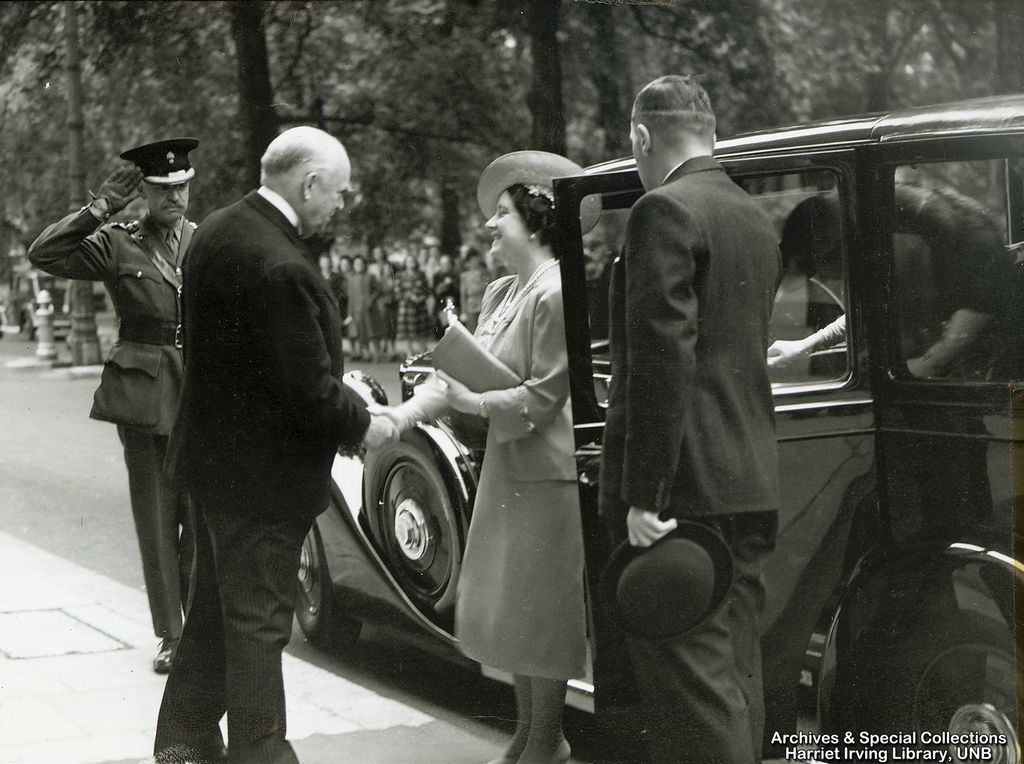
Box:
[296,95,1023,760]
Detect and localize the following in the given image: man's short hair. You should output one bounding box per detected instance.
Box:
[261,139,314,179]
[260,126,344,181]
[632,75,716,141]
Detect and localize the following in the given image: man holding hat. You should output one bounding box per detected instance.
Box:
[599,76,781,762]
[29,138,200,674]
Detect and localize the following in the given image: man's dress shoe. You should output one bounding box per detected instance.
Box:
[153,637,179,674]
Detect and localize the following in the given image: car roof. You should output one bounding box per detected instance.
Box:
[584,94,1024,174]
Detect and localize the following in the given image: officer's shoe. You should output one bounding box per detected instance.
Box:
[153,637,179,674]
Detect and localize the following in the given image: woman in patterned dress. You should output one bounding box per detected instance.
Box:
[368,246,398,361]
[345,255,381,361]
[375,152,590,764]
[394,253,433,357]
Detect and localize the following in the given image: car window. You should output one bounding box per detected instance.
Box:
[735,170,851,388]
[891,160,1024,383]
[569,168,852,415]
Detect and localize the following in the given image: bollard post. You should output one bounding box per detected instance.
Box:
[34,289,57,362]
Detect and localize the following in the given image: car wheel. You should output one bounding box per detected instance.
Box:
[295,522,361,648]
[831,605,1019,762]
[365,432,464,626]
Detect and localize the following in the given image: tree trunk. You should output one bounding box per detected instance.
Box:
[995,0,1024,94]
[526,0,566,154]
[65,0,100,366]
[228,0,278,190]
[439,181,461,257]
[590,5,630,158]
[863,0,891,112]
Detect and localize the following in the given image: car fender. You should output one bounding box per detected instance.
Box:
[331,371,481,640]
[800,529,1023,736]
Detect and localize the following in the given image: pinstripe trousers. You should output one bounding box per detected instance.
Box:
[154,497,311,764]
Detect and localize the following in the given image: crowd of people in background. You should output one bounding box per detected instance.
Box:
[318,240,512,362]
[317,236,619,365]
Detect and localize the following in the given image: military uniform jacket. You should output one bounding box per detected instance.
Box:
[28,208,195,435]
[599,156,782,523]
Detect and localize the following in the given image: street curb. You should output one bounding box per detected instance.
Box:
[50,364,104,380]
[4,357,58,371]
[3,358,104,379]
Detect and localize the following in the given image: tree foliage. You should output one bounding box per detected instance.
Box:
[0,0,1016,256]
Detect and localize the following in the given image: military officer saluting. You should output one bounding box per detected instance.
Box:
[29,138,199,674]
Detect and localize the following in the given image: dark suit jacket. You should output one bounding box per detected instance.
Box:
[167,191,370,520]
[599,156,781,524]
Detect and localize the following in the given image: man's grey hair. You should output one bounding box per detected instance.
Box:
[260,126,346,183]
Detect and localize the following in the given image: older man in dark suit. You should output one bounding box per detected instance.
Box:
[599,76,782,763]
[153,126,396,764]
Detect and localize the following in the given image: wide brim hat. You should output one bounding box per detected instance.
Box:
[601,520,734,640]
[476,150,601,234]
[120,137,199,185]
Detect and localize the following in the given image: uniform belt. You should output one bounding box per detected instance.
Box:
[120,320,182,347]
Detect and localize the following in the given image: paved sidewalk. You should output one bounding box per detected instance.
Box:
[0,530,502,764]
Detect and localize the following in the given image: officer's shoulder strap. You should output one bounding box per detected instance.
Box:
[110,219,141,235]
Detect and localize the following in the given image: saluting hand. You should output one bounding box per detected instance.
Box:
[96,165,144,213]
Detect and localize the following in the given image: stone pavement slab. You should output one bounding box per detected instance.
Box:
[0,530,499,764]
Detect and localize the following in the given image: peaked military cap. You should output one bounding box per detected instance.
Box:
[120,137,199,185]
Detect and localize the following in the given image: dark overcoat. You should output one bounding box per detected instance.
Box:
[166,191,370,520]
[599,156,782,526]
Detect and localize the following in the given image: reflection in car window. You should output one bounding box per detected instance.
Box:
[892,161,1023,382]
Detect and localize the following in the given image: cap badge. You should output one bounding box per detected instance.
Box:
[167,151,175,164]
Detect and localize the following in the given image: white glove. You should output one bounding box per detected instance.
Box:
[362,414,399,449]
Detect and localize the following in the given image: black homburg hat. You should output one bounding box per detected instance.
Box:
[601,520,735,639]
[120,137,199,185]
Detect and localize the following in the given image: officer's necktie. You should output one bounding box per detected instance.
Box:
[165,226,180,263]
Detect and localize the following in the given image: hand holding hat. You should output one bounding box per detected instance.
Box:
[602,517,734,640]
[95,165,144,214]
[627,505,678,547]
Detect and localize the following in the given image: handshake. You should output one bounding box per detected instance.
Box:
[359,404,419,450]
[358,370,472,450]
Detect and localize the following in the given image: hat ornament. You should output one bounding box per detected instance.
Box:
[524,183,555,204]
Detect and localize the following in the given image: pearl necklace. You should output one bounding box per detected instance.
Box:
[479,258,559,338]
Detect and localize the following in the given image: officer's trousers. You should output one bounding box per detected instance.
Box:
[118,425,194,640]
